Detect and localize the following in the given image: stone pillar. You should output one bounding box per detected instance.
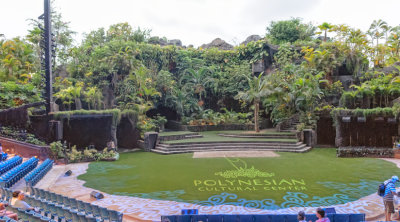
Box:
[144,132,158,152]
[48,120,63,141]
[303,129,316,147]
[335,116,343,147]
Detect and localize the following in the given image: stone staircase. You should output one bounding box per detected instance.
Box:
[158,133,203,142]
[217,133,296,139]
[152,141,311,154]
[277,115,300,132]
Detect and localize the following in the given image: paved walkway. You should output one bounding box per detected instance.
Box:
[193,151,280,158]
[31,158,400,222]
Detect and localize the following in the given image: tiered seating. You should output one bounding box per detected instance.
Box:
[162,214,366,222]
[1,152,8,161]
[6,205,48,222]
[0,214,17,222]
[25,187,123,222]
[0,156,22,175]
[24,159,54,186]
[0,157,38,188]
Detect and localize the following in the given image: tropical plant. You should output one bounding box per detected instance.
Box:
[317,22,333,42]
[266,18,316,44]
[235,73,271,132]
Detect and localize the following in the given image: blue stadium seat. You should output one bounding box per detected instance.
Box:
[253,214,271,222]
[207,215,223,222]
[222,214,239,222]
[334,214,350,222]
[191,215,208,222]
[238,215,253,222]
[162,215,177,222]
[349,214,365,222]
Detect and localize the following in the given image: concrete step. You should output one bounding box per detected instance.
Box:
[156,144,306,150]
[151,146,312,155]
[159,140,300,147]
[158,142,303,149]
[279,130,297,133]
[217,134,296,139]
[158,133,203,142]
[183,135,203,139]
[155,144,307,151]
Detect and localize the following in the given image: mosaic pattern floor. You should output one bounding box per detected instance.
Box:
[36,159,400,221]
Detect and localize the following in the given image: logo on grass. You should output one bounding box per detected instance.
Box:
[215,158,275,178]
[193,158,307,192]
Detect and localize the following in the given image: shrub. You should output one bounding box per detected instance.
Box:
[66,146,82,163]
[49,141,65,159]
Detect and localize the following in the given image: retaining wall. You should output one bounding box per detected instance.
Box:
[0,136,50,160]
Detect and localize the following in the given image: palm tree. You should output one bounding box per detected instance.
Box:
[369,19,388,46]
[318,22,332,42]
[180,67,212,103]
[235,73,271,132]
[84,86,103,110]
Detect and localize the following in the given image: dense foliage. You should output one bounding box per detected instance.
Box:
[1,12,400,134]
[266,18,316,44]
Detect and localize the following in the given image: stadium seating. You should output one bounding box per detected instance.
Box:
[24,159,53,186]
[0,157,38,188]
[161,213,366,222]
[1,152,8,161]
[21,187,123,222]
[0,156,22,175]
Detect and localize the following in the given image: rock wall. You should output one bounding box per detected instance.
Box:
[316,115,336,146]
[335,116,398,148]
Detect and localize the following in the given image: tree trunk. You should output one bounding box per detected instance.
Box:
[75,98,82,110]
[254,101,260,132]
[324,30,327,42]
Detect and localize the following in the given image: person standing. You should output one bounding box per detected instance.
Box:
[383,176,399,221]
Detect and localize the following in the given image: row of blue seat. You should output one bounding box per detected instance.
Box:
[161,214,366,222]
[1,152,8,161]
[27,187,123,222]
[0,157,38,188]
[0,156,22,175]
[7,204,51,222]
[0,188,53,221]
[0,214,16,222]
[24,159,53,186]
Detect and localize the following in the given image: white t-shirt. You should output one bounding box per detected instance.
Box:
[10,197,17,206]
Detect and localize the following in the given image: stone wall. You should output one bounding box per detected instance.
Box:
[335,116,398,148]
[0,102,44,128]
[61,115,114,150]
[316,115,336,146]
[117,116,140,149]
[166,121,255,132]
[337,147,393,158]
[0,136,50,160]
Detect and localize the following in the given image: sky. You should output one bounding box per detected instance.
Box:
[1,0,399,47]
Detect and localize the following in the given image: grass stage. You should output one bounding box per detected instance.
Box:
[79,149,400,208]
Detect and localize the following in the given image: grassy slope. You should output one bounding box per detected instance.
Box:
[79,149,400,206]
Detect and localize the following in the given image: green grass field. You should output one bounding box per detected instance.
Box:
[79,149,400,208]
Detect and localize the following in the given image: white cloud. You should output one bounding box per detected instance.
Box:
[0,0,399,47]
